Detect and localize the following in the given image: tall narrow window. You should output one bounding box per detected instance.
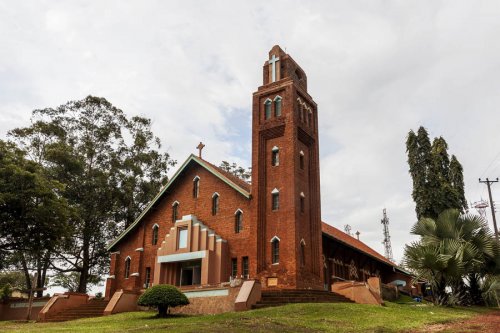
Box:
[299,151,305,170]
[271,189,279,211]
[274,96,282,117]
[235,210,243,233]
[212,193,219,215]
[172,202,179,222]
[152,224,159,245]
[193,176,200,198]
[145,267,151,288]
[178,227,188,249]
[271,146,279,166]
[300,241,306,267]
[300,193,305,213]
[271,237,280,264]
[124,257,131,278]
[231,258,238,278]
[308,110,312,127]
[242,257,249,278]
[264,99,272,120]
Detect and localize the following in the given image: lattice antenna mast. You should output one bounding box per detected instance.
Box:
[381,208,394,262]
[472,199,489,221]
[344,224,352,236]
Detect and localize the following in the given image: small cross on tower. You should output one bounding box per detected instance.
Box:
[196,142,205,158]
[269,54,280,82]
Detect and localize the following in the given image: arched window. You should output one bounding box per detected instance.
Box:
[152,224,159,245]
[124,257,131,278]
[300,192,305,213]
[308,110,312,127]
[212,193,219,215]
[300,239,306,267]
[274,96,282,117]
[193,176,200,198]
[172,201,179,222]
[271,188,279,211]
[271,236,280,264]
[235,209,243,233]
[264,99,272,120]
[299,151,305,170]
[271,146,279,166]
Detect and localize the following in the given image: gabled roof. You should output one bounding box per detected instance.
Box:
[321,222,399,269]
[107,154,251,251]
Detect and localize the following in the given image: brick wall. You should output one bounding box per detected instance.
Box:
[107,162,252,296]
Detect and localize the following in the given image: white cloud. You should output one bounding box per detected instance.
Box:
[1,0,500,269]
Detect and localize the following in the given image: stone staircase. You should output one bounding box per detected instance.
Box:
[42,299,108,322]
[252,289,354,309]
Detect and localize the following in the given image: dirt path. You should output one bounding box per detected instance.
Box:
[420,311,500,332]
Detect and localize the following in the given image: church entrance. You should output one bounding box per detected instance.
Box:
[179,260,201,286]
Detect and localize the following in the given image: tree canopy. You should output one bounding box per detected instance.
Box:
[406,127,467,220]
[218,161,251,181]
[6,96,176,293]
[0,140,70,295]
[404,209,500,305]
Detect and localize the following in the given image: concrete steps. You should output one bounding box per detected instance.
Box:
[42,299,108,322]
[252,289,354,310]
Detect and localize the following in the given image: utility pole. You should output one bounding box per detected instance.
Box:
[479,177,499,240]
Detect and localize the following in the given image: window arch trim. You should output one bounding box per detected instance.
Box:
[270,235,281,242]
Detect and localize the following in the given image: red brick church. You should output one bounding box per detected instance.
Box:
[104,46,412,302]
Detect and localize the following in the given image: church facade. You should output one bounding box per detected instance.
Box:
[105,46,411,299]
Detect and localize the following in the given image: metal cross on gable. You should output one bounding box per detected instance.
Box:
[196,142,205,158]
[269,54,279,82]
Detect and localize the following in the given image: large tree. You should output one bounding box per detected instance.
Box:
[9,96,176,293]
[406,127,467,220]
[0,140,70,296]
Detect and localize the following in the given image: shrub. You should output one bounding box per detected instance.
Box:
[137,284,189,317]
[1,284,12,302]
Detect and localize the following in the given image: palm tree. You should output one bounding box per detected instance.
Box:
[404,209,498,305]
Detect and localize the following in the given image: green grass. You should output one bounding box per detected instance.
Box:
[0,301,494,333]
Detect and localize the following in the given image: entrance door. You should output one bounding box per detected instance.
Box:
[179,260,202,286]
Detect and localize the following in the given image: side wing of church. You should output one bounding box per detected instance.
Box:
[105,45,415,306]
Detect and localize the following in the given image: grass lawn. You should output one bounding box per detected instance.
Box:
[0,301,495,333]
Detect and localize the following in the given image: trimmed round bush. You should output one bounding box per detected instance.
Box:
[137,284,189,317]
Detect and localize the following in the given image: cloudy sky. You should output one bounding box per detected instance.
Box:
[2,0,500,269]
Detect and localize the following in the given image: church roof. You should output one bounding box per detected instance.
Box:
[201,160,251,193]
[321,222,399,269]
[107,154,251,251]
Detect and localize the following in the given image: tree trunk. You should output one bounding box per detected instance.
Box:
[20,254,32,291]
[37,253,51,298]
[157,305,169,317]
[77,236,90,293]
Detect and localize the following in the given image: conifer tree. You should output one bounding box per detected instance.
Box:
[406,126,467,220]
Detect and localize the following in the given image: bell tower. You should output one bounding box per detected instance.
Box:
[250,45,323,289]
